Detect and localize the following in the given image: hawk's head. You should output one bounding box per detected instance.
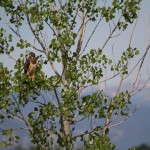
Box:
[29,52,35,59]
[29,52,37,64]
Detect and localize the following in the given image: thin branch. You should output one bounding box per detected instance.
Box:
[7,54,17,62]
[129,4,140,47]
[73,125,103,139]
[129,44,150,94]
[47,92,58,108]
[105,64,126,129]
[132,76,150,97]
[70,7,78,30]
[109,95,149,128]
[40,91,47,104]
[54,87,60,106]
[50,2,61,36]
[26,14,47,52]
[0,12,45,54]
[0,127,29,132]
[74,116,88,123]
[115,76,124,97]
[47,56,61,76]
[101,15,122,50]
[58,0,62,6]
[1,109,25,124]
[76,73,119,93]
[103,64,108,96]
[80,15,103,56]
[109,22,112,33]
[44,20,57,37]
[103,26,148,129]
[76,0,85,57]
[111,33,121,38]
[11,94,33,134]
[124,53,146,79]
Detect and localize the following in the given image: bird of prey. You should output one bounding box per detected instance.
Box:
[24,52,38,78]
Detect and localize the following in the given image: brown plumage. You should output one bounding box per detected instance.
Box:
[24,52,38,76]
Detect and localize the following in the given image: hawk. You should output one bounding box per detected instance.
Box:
[24,52,38,77]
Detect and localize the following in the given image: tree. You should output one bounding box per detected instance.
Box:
[0,0,149,149]
[135,144,150,150]
[14,145,35,150]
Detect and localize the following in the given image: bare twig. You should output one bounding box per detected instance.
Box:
[46,92,58,107]
[74,116,88,123]
[26,15,47,52]
[53,87,60,106]
[44,20,57,37]
[129,44,150,94]
[129,14,139,47]
[76,0,85,57]
[101,15,122,50]
[132,76,150,97]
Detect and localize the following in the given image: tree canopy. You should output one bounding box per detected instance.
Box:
[0,0,150,149]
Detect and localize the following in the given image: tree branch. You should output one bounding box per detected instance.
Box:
[80,15,103,56]
[129,44,150,94]
[76,0,85,57]
[101,15,122,50]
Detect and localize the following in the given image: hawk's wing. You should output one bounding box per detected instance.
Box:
[24,58,30,74]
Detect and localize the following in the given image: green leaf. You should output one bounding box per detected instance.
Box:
[34,107,38,111]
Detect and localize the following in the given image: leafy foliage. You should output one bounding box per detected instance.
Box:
[0,0,144,149]
[84,134,115,150]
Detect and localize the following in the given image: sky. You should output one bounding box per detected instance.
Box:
[108,1,150,148]
[0,0,150,149]
[109,86,150,149]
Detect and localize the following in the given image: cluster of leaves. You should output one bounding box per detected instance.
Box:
[0,64,20,147]
[0,63,12,112]
[0,128,19,148]
[84,134,115,150]
[109,91,131,117]
[111,47,140,75]
[0,28,14,54]
[28,102,57,149]
[77,89,131,126]
[0,0,25,26]
[65,48,112,89]
[102,0,141,30]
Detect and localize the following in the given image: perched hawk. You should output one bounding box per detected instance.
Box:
[24,52,38,77]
